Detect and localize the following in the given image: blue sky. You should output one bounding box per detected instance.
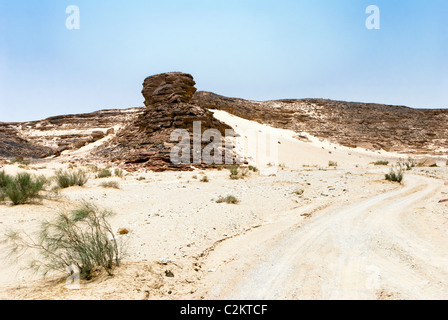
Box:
[0,0,447,122]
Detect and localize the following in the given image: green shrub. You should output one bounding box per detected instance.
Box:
[399,157,416,171]
[228,165,239,176]
[385,167,404,183]
[96,169,112,179]
[248,165,258,172]
[3,202,122,279]
[0,171,12,188]
[55,169,88,188]
[216,195,240,204]
[1,172,47,205]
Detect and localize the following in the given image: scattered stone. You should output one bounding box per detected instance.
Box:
[165,270,175,278]
[117,228,130,235]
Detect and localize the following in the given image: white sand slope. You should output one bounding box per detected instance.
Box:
[211,110,411,172]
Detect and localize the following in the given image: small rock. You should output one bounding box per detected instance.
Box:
[417,157,437,168]
[117,228,130,235]
[165,270,174,278]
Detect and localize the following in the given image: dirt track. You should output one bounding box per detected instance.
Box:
[194,175,448,300]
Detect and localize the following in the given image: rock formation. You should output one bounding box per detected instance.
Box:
[94,72,234,171]
[0,108,142,159]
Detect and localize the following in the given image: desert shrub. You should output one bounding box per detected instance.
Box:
[228,165,239,176]
[96,168,112,179]
[293,188,305,196]
[1,172,47,205]
[248,165,258,172]
[192,175,198,180]
[399,157,416,171]
[329,161,338,167]
[200,176,209,183]
[3,202,122,279]
[100,181,120,189]
[216,195,240,204]
[374,161,389,166]
[55,169,88,188]
[0,171,12,202]
[136,176,146,181]
[385,166,404,183]
[230,174,240,180]
[114,168,124,178]
[227,165,250,180]
[0,171,12,188]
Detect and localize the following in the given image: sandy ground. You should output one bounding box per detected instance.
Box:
[0,111,447,300]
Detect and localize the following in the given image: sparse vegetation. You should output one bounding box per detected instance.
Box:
[329,161,338,167]
[55,169,89,188]
[216,195,240,204]
[227,165,252,180]
[96,168,112,179]
[399,157,416,171]
[114,168,124,178]
[374,160,389,166]
[385,166,404,183]
[100,181,120,189]
[192,175,198,180]
[3,202,123,279]
[0,171,47,205]
[248,165,258,172]
[136,176,146,181]
[200,176,209,183]
[228,165,240,180]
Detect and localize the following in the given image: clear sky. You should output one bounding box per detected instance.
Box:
[0,0,447,122]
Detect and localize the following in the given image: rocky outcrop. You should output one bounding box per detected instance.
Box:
[0,108,143,160]
[142,72,197,106]
[94,73,234,171]
[0,125,53,159]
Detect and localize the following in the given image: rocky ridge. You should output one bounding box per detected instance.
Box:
[192,91,448,155]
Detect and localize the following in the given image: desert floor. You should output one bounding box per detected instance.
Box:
[0,112,447,300]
